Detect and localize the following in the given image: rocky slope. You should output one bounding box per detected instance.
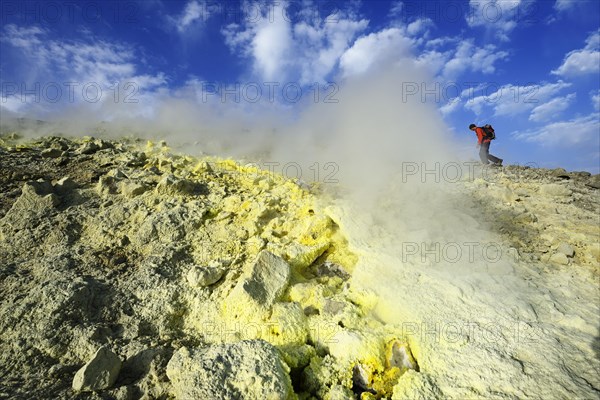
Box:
[0,135,415,400]
[0,134,598,399]
[332,162,599,399]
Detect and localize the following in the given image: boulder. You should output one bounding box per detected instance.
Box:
[54,177,79,193]
[41,148,62,158]
[223,250,290,318]
[539,184,572,197]
[550,168,569,178]
[77,141,100,155]
[156,174,206,196]
[328,329,384,368]
[587,174,600,189]
[316,261,351,280]
[166,340,293,400]
[388,341,418,370]
[72,346,122,392]
[267,302,309,345]
[186,264,224,287]
[10,181,59,214]
[120,181,148,198]
[549,252,569,265]
[556,243,575,258]
[352,363,371,391]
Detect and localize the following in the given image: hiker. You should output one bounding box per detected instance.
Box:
[469,123,503,166]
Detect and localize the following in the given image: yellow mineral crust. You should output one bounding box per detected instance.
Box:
[143,144,412,396]
[55,140,599,399]
[0,136,417,399]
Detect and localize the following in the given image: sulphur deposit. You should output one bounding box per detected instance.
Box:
[0,135,417,399]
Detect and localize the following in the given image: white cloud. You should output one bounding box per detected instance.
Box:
[439,98,462,116]
[424,37,458,49]
[552,30,600,77]
[339,28,412,77]
[591,90,600,112]
[513,113,600,146]
[413,50,448,77]
[253,11,293,82]
[1,25,45,49]
[529,93,576,122]
[178,1,204,31]
[464,81,571,116]
[389,1,404,17]
[554,0,576,12]
[296,18,371,84]
[2,24,149,85]
[406,18,434,36]
[221,1,368,85]
[1,24,166,117]
[415,39,509,80]
[467,0,530,42]
[221,3,442,84]
[548,0,587,23]
[0,94,28,114]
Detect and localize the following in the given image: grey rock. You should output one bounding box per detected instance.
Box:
[10,181,59,213]
[48,363,69,378]
[156,174,205,196]
[389,341,418,370]
[95,139,113,150]
[550,168,568,178]
[316,261,351,280]
[557,243,575,258]
[41,148,62,158]
[166,340,292,400]
[539,183,572,197]
[72,346,122,392]
[97,175,119,195]
[78,141,100,155]
[23,179,54,196]
[352,364,370,391]
[54,177,79,194]
[570,171,591,178]
[586,174,600,189]
[108,168,128,179]
[224,251,290,314]
[549,252,569,265]
[120,181,148,198]
[323,299,348,315]
[186,264,224,287]
[108,385,136,400]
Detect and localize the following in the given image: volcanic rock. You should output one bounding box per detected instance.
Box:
[549,252,569,265]
[539,183,572,197]
[223,250,291,318]
[72,346,122,392]
[1,136,598,400]
[186,263,224,287]
[166,340,293,400]
[41,148,63,158]
[556,242,575,258]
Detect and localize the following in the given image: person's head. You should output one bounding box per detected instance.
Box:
[469,124,476,131]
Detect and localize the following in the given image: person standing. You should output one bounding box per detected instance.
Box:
[469,123,503,166]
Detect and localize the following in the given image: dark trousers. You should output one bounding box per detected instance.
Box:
[479,141,502,164]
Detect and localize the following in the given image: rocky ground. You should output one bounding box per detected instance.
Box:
[0,135,415,400]
[332,161,599,399]
[466,164,599,271]
[0,134,598,399]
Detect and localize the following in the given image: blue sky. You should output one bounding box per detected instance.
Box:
[1,0,599,172]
